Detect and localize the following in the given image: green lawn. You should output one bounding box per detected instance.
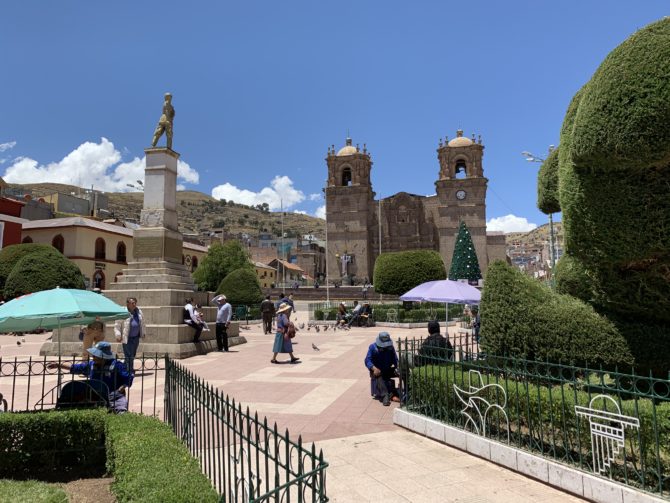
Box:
[0,480,67,503]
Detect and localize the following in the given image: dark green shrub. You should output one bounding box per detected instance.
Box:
[106,414,218,503]
[314,309,324,321]
[554,254,593,303]
[481,261,633,367]
[537,147,560,214]
[216,268,263,305]
[374,250,446,296]
[3,247,85,300]
[0,243,55,293]
[558,18,670,327]
[0,408,107,479]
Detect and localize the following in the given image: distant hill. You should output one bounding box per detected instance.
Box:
[506,221,564,247]
[9,183,325,240]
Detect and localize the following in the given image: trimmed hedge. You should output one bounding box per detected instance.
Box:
[554,254,593,303]
[216,267,263,305]
[480,261,633,367]
[106,414,218,503]
[0,243,55,293]
[408,362,670,489]
[373,250,446,296]
[0,408,107,479]
[537,147,560,215]
[4,247,85,300]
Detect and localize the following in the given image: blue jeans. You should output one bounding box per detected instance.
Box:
[123,336,141,374]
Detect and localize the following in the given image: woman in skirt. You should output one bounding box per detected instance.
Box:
[271,302,300,364]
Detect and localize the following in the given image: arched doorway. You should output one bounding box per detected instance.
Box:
[93,269,106,290]
[52,234,64,254]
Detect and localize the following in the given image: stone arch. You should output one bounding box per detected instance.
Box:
[116,241,127,262]
[95,237,106,260]
[22,236,33,244]
[93,269,105,289]
[341,166,352,186]
[52,234,64,254]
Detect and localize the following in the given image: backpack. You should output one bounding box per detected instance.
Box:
[286,321,296,339]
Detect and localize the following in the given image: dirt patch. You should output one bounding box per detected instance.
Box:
[62,477,116,503]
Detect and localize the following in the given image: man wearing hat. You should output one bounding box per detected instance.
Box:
[364,332,399,406]
[47,341,133,412]
[213,294,232,352]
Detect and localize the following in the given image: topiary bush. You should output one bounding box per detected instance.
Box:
[216,267,263,306]
[554,254,593,303]
[106,414,218,503]
[480,261,633,367]
[3,247,85,300]
[0,243,55,293]
[373,250,446,296]
[537,147,560,215]
[192,240,254,292]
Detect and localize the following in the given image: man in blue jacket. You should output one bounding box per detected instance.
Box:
[364,332,399,406]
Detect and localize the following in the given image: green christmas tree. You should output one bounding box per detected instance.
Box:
[448,221,482,282]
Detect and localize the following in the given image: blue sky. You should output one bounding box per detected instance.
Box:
[1,2,667,232]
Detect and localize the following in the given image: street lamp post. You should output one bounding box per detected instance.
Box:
[323,182,330,305]
[521,147,557,282]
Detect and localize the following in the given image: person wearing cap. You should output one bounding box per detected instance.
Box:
[114,297,146,375]
[364,332,399,406]
[47,341,133,413]
[271,302,300,364]
[213,294,232,352]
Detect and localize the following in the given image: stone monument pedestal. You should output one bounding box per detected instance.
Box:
[40,147,246,358]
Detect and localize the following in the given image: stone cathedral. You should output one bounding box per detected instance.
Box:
[324,130,507,283]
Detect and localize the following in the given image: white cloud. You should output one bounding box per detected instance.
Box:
[293,210,307,215]
[1,138,199,192]
[314,205,326,219]
[486,214,537,233]
[211,175,305,210]
[0,141,17,152]
[308,193,322,201]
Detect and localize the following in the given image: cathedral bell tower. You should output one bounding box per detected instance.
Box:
[434,130,489,273]
[325,137,374,284]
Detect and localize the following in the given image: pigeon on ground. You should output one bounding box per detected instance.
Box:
[312,343,320,351]
[16,341,21,346]
[323,325,329,331]
[315,326,320,333]
[307,325,311,331]
[299,323,305,330]
[22,338,26,342]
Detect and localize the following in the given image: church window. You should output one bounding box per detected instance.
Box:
[341,167,352,186]
[22,236,33,244]
[95,238,106,260]
[52,234,64,254]
[116,242,127,262]
[455,160,467,179]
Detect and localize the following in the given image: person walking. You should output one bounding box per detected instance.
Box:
[114,297,146,375]
[213,294,232,352]
[271,303,300,364]
[260,295,275,334]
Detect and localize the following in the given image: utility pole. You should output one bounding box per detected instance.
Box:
[378,195,382,301]
[323,181,330,306]
[280,198,285,295]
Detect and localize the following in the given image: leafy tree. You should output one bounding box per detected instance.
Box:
[537,147,561,215]
[0,243,54,292]
[4,247,85,299]
[192,241,253,292]
[373,250,446,296]
[216,268,263,305]
[448,222,482,282]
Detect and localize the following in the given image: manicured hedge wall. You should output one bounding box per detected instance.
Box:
[480,261,632,367]
[217,268,263,305]
[4,247,85,300]
[106,414,218,503]
[373,250,446,296]
[0,408,107,479]
[0,243,55,293]
[554,254,593,303]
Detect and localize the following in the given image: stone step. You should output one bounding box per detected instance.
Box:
[107,281,198,291]
[39,336,247,359]
[117,273,195,284]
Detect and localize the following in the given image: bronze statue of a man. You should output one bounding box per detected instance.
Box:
[151,93,175,149]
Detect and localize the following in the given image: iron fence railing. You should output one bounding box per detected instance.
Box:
[0,355,164,416]
[397,338,670,498]
[164,358,328,502]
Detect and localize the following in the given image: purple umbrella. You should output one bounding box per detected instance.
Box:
[400,280,481,305]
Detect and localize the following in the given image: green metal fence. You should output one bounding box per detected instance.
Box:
[397,338,670,498]
[164,358,329,502]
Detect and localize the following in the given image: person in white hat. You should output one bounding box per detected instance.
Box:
[271,302,300,364]
[213,294,232,352]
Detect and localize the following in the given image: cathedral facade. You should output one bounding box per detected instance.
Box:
[324,130,507,283]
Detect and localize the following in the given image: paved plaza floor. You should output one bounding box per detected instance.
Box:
[0,304,585,502]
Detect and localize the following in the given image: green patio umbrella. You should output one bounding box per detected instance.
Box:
[0,287,130,354]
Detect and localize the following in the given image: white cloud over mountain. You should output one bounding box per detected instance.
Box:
[314,205,326,219]
[211,175,305,210]
[1,138,198,192]
[486,214,537,233]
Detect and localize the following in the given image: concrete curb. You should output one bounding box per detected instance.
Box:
[394,408,666,503]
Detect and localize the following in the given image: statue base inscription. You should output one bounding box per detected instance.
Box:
[134,227,183,264]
